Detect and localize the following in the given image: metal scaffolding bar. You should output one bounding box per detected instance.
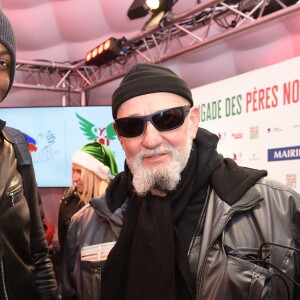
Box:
[13,0,300,96]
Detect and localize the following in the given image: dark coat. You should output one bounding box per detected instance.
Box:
[0,121,57,300]
[58,189,83,252]
[62,128,300,300]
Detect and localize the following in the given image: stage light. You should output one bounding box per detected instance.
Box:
[146,0,160,10]
[85,37,123,67]
[127,0,179,21]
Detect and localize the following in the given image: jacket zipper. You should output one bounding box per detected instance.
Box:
[7,185,23,206]
[0,260,9,300]
[195,196,263,300]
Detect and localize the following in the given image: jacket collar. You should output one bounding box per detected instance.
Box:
[90,195,128,228]
[194,128,267,206]
[210,158,267,206]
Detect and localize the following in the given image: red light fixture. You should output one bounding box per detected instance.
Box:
[85,37,122,67]
[98,44,104,54]
[104,40,111,50]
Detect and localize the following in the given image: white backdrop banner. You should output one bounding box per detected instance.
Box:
[192,56,300,193]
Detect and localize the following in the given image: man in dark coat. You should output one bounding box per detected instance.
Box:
[62,63,300,300]
[0,9,58,300]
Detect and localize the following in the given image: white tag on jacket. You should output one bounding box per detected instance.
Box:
[81,241,116,262]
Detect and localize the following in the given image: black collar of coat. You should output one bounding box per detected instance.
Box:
[210,158,267,206]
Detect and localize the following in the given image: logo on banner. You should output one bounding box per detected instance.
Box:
[248,153,260,162]
[76,113,117,146]
[233,152,243,162]
[24,131,59,163]
[232,132,243,139]
[268,145,300,161]
[267,127,283,133]
[217,131,227,142]
[250,126,259,139]
[286,174,297,189]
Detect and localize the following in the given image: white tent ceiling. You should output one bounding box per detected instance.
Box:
[1,0,300,107]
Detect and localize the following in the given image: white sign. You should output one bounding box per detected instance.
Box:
[192,56,300,192]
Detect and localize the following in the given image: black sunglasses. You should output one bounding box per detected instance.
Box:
[115,105,191,138]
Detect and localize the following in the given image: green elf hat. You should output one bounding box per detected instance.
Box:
[71,142,119,180]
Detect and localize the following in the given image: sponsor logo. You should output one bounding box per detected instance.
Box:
[268,145,300,161]
[267,127,283,133]
[250,126,259,139]
[233,152,242,162]
[217,132,227,141]
[232,132,243,139]
[248,153,260,161]
[286,174,297,189]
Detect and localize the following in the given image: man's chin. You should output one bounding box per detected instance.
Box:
[142,161,167,173]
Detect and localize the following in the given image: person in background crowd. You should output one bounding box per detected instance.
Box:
[62,63,300,300]
[58,142,119,253]
[54,142,118,294]
[0,9,58,300]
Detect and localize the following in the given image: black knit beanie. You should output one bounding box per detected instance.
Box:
[112,63,193,119]
[0,9,16,101]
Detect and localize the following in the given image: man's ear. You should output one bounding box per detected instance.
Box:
[189,106,200,139]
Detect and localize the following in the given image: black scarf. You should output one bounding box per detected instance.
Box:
[101,129,223,300]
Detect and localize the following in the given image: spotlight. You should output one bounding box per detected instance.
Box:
[85,37,123,67]
[127,0,179,21]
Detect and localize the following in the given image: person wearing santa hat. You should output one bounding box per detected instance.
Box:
[54,142,118,295]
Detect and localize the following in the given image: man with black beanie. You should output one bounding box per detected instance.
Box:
[0,9,58,300]
[62,63,300,300]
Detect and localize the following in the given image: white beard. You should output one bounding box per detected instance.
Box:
[127,127,193,197]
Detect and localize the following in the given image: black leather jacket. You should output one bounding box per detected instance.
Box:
[0,121,57,300]
[62,176,300,300]
[62,128,300,300]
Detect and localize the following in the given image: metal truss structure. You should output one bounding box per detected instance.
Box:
[14,0,300,102]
